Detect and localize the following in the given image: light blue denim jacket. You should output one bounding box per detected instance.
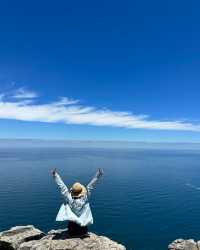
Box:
[54,171,101,226]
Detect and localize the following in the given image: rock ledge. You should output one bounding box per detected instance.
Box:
[0,225,126,250]
[168,238,200,250]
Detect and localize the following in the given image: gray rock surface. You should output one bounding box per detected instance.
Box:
[0,225,45,250]
[0,226,126,250]
[168,239,199,250]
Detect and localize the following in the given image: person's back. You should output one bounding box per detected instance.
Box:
[52,168,103,236]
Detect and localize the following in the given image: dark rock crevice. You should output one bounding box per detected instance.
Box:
[0,241,15,250]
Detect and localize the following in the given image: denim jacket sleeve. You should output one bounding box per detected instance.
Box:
[54,172,72,202]
[87,170,103,196]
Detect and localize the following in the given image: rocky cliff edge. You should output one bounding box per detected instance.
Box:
[0,225,126,250]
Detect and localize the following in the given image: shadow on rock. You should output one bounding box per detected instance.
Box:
[49,228,90,240]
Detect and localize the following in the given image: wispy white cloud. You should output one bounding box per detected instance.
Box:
[12,87,38,99]
[54,97,80,105]
[0,88,200,132]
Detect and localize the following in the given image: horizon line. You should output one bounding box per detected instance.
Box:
[1,138,200,144]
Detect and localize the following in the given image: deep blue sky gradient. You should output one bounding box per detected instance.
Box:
[0,1,200,141]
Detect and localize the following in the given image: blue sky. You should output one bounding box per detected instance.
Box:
[0,1,200,142]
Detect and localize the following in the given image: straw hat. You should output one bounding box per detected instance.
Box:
[70,182,87,198]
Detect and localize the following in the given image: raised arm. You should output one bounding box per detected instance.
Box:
[87,168,103,196]
[52,169,71,201]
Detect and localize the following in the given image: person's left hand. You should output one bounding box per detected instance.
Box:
[51,168,57,177]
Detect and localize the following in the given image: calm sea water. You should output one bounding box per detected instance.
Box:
[1,147,200,250]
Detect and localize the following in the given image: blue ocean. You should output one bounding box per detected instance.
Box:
[1,146,200,250]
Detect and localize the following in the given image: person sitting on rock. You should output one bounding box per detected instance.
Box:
[52,168,103,236]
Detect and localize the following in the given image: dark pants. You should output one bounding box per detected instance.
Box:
[68,221,88,236]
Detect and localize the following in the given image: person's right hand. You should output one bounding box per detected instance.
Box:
[51,168,57,177]
[97,168,104,178]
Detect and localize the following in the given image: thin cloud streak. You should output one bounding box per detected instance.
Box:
[0,89,200,132]
[12,87,38,99]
